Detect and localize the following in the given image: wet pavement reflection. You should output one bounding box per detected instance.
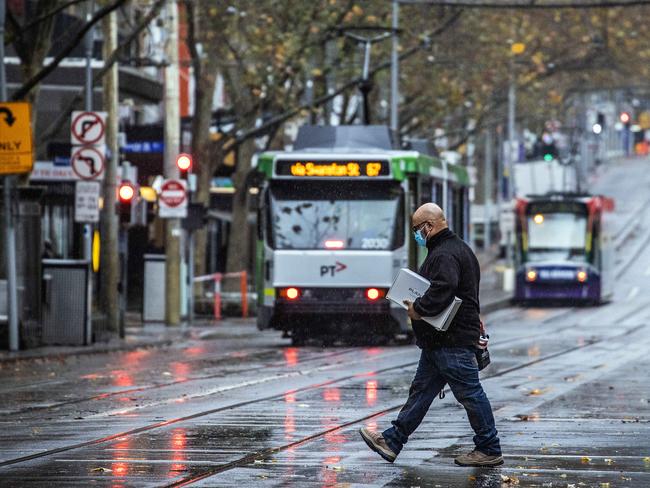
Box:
[0,298,649,486]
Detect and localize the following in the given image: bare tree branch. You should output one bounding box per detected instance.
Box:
[18,0,88,35]
[11,0,129,101]
[36,0,167,148]
[221,9,465,151]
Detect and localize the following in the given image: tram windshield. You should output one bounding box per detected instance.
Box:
[526,209,588,263]
[268,181,403,250]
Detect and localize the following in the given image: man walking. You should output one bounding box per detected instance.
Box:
[359,203,502,467]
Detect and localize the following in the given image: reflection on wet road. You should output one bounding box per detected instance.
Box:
[0,296,648,487]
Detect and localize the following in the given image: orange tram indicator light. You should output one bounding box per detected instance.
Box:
[276,160,389,178]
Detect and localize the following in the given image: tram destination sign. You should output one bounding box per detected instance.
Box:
[275,159,391,178]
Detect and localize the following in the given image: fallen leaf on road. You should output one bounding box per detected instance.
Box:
[604,458,614,465]
[580,456,591,463]
[468,475,476,481]
[500,474,519,485]
[600,483,610,488]
[643,456,650,463]
[91,467,112,473]
[560,474,567,478]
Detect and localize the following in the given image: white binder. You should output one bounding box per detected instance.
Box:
[386,268,462,331]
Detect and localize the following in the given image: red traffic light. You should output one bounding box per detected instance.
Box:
[118,182,135,202]
[620,112,631,124]
[176,153,192,172]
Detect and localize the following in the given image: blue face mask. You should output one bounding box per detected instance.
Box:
[414,229,427,247]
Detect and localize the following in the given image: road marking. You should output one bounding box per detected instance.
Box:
[626,286,640,302]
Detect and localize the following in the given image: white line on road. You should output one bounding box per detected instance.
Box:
[627,286,640,302]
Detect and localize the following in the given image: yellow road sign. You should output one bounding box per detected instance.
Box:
[0,102,33,175]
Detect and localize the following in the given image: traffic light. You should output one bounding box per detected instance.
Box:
[176,153,192,179]
[620,111,631,126]
[118,181,136,224]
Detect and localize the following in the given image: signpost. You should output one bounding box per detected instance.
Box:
[0,100,32,351]
[159,179,188,218]
[71,111,107,146]
[71,145,106,180]
[0,102,33,175]
[75,181,101,223]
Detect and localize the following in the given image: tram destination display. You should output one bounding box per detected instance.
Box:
[274,159,391,178]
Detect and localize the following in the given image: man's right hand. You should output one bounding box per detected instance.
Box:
[404,300,422,320]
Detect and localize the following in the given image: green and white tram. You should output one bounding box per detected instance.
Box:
[253,125,470,344]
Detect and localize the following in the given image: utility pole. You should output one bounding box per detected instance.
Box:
[83,0,94,341]
[390,0,399,135]
[506,69,516,202]
[1,0,19,351]
[164,0,181,326]
[101,8,120,335]
[483,128,493,253]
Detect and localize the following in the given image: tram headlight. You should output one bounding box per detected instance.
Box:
[366,288,381,301]
[281,287,300,300]
[533,214,544,225]
[526,269,537,282]
[576,270,588,283]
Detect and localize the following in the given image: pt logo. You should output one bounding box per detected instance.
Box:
[320,261,347,277]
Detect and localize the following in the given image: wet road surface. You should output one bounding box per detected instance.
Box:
[1,160,649,487]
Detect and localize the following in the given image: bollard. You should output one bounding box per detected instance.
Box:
[240,271,248,318]
[213,273,222,321]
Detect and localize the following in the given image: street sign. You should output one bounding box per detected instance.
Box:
[74,181,101,223]
[71,111,107,146]
[71,146,106,180]
[159,179,188,218]
[0,102,33,175]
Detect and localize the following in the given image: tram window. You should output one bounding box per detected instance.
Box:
[526,212,588,263]
[433,182,443,206]
[419,179,432,207]
[268,181,404,250]
[450,187,464,236]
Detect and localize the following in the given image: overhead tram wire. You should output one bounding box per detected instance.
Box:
[398,0,650,7]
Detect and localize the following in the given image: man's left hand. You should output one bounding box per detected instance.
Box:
[404,300,422,320]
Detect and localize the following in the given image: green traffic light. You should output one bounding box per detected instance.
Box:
[544,154,553,161]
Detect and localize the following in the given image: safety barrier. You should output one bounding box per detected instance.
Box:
[193,271,248,320]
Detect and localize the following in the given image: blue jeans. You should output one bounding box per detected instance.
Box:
[383,347,501,456]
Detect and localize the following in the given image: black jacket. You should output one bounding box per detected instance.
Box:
[412,228,481,349]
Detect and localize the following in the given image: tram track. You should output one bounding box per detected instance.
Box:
[0,304,645,474]
[0,347,361,417]
[0,305,570,418]
[165,322,647,487]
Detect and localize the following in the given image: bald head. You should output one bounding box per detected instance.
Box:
[412,203,448,241]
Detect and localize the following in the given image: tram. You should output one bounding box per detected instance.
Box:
[253,125,471,343]
[514,194,615,304]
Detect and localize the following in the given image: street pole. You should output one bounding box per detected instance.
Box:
[164,0,181,326]
[83,0,94,342]
[101,7,120,335]
[484,128,493,253]
[1,0,19,351]
[507,69,516,201]
[390,0,399,135]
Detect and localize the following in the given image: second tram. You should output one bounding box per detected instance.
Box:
[514,194,615,304]
[253,125,471,343]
